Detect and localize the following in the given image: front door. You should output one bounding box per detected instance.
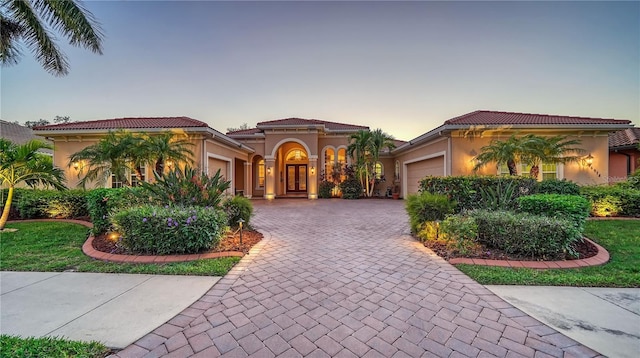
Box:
[286,164,307,192]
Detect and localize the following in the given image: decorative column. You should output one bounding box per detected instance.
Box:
[308,155,318,199]
[265,156,276,200]
[244,161,252,198]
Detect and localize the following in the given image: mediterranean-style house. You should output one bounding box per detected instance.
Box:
[32,110,634,199]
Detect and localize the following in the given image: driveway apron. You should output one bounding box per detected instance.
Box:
[114,199,602,357]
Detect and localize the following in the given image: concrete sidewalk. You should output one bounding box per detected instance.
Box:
[487,285,640,358]
[0,272,219,349]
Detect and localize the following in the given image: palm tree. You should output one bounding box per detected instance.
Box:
[1,0,104,76]
[140,132,194,175]
[0,138,66,230]
[520,135,584,178]
[473,135,524,176]
[347,130,373,196]
[366,129,396,197]
[69,130,134,188]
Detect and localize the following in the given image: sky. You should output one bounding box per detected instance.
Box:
[1,0,638,141]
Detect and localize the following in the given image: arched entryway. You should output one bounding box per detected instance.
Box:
[265,139,318,199]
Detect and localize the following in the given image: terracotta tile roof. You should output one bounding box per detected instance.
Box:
[444,110,632,126]
[257,118,369,131]
[226,128,262,136]
[609,128,640,149]
[33,117,209,131]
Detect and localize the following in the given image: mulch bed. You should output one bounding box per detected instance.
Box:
[92,229,263,256]
[423,238,598,262]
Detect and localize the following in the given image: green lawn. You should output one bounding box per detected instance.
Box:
[456,220,640,287]
[0,222,240,275]
[0,335,111,358]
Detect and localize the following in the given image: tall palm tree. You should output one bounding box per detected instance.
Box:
[347,130,373,196]
[520,134,584,178]
[140,132,194,175]
[473,135,524,176]
[0,138,66,230]
[366,129,396,197]
[69,130,134,188]
[1,0,104,76]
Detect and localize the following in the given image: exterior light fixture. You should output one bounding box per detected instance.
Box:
[585,154,594,167]
[72,161,80,170]
[267,167,272,175]
[238,218,245,245]
[310,166,315,175]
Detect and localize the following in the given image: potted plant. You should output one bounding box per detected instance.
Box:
[392,184,400,199]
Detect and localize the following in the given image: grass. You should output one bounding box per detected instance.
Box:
[0,222,241,275]
[0,335,111,358]
[456,220,640,287]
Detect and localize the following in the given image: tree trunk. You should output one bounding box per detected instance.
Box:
[155,157,164,174]
[507,159,517,176]
[0,186,14,230]
[530,165,540,179]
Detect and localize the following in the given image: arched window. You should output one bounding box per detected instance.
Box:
[374,162,383,180]
[257,159,265,187]
[285,149,307,161]
[394,160,400,181]
[324,148,335,179]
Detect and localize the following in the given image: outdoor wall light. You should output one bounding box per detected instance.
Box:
[267,167,272,175]
[585,154,594,167]
[72,161,80,170]
[310,166,315,175]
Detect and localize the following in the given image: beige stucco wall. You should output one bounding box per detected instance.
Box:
[393,137,449,196]
[50,137,100,189]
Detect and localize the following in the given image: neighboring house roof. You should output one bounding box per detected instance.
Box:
[226,128,263,136]
[0,120,53,155]
[609,128,640,150]
[33,117,209,130]
[257,118,369,131]
[394,110,634,154]
[444,110,631,126]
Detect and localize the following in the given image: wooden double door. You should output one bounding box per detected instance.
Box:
[286,164,307,192]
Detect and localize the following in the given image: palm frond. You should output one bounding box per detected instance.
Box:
[37,0,103,53]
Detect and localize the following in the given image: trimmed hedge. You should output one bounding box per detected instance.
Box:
[16,190,89,219]
[112,205,228,255]
[471,210,581,260]
[419,176,537,212]
[222,195,253,228]
[405,192,455,233]
[518,194,590,231]
[86,187,147,235]
[318,180,335,199]
[1,188,30,220]
[536,179,580,195]
[580,186,640,217]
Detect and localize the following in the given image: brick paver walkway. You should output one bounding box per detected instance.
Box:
[114,199,602,357]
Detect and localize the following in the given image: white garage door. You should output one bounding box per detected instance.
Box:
[406,157,445,195]
[208,158,228,179]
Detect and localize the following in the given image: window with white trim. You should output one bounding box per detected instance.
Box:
[498,162,556,180]
[374,162,384,180]
[257,159,265,187]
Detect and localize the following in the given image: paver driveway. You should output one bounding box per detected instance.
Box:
[114,199,601,357]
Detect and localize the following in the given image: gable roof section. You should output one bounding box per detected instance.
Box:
[33,117,209,131]
[609,128,640,149]
[0,120,53,154]
[445,110,631,126]
[256,118,369,132]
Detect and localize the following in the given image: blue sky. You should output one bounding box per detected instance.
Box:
[2,1,638,140]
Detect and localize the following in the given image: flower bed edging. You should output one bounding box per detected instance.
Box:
[449,238,609,269]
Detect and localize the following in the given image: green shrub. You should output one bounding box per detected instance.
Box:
[15,190,89,219]
[478,179,519,210]
[419,176,536,212]
[112,205,227,255]
[86,187,147,235]
[580,185,640,217]
[222,195,253,228]
[139,166,231,207]
[0,188,29,220]
[471,210,581,260]
[440,214,479,255]
[318,180,335,199]
[405,192,455,233]
[536,179,580,195]
[518,194,590,231]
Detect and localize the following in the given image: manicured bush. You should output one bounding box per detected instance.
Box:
[86,187,147,235]
[139,166,230,207]
[405,192,455,233]
[222,195,253,228]
[440,214,480,255]
[318,180,335,199]
[580,185,640,217]
[16,190,89,219]
[419,176,537,212]
[112,205,227,255]
[1,188,29,220]
[470,210,581,260]
[536,179,580,195]
[478,179,520,210]
[518,194,590,231]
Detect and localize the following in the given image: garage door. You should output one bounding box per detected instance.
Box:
[406,157,445,195]
[208,158,228,179]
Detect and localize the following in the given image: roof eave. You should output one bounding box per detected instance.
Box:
[205,128,255,153]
